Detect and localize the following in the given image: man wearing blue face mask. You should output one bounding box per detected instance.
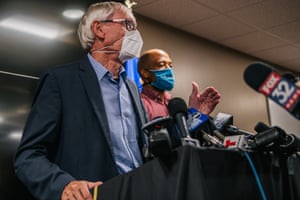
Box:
[138,48,221,121]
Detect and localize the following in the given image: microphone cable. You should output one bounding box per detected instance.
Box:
[244,152,267,200]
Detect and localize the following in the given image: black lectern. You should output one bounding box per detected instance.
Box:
[96,145,299,200]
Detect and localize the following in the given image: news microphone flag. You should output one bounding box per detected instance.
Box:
[187,108,209,133]
[244,62,300,120]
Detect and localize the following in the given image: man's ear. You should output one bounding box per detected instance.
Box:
[91,21,105,39]
[140,69,153,83]
[140,68,149,78]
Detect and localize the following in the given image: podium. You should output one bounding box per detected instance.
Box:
[97,145,299,200]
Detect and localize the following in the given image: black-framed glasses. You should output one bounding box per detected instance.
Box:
[100,18,136,31]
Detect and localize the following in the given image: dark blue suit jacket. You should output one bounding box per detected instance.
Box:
[14,55,148,200]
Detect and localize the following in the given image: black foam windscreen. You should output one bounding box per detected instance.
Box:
[243,62,273,91]
[282,72,298,84]
[254,121,270,133]
[167,97,188,117]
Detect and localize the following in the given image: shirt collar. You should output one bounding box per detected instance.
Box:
[87,53,127,80]
[141,86,171,104]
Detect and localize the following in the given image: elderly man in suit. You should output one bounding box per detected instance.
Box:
[14,2,147,200]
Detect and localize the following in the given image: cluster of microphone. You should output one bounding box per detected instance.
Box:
[142,62,300,158]
[142,98,299,158]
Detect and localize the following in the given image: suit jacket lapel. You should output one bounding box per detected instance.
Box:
[78,56,114,155]
[126,79,149,155]
[126,79,147,126]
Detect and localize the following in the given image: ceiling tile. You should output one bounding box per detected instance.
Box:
[251,45,300,63]
[268,20,300,43]
[134,0,217,26]
[183,15,255,42]
[220,31,286,53]
[228,0,300,29]
[193,0,263,12]
[0,0,299,74]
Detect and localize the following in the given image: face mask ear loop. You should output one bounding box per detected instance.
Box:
[91,46,111,55]
[91,36,124,55]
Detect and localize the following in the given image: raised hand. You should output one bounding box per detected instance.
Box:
[188,81,221,115]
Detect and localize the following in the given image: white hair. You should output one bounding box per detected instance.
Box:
[77,2,134,51]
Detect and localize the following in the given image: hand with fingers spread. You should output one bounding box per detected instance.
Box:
[61,180,103,200]
[189,82,221,115]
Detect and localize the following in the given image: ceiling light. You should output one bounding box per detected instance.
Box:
[0,15,63,39]
[8,131,23,141]
[63,9,84,19]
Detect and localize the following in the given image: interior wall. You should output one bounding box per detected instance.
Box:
[137,15,269,133]
[269,100,300,136]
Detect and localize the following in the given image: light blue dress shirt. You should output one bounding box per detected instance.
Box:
[88,54,142,174]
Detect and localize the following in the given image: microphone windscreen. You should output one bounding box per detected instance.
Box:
[282,72,298,84]
[243,61,300,120]
[213,112,233,133]
[254,121,270,133]
[243,62,273,91]
[167,97,188,117]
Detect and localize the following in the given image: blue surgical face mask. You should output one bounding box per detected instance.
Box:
[149,68,175,91]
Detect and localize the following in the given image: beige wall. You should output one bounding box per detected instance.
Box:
[137,15,269,133]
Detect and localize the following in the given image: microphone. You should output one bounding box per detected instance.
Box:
[186,108,224,147]
[213,112,253,136]
[200,130,224,147]
[167,97,200,147]
[142,116,173,157]
[254,121,271,133]
[186,107,209,133]
[213,112,233,135]
[186,110,251,149]
[167,97,190,138]
[252,121,300,154]
[244,62,300,120]
[282,72,299,84]
[213,112,254,149]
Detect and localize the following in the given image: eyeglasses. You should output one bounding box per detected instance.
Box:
[100,18,136,31]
